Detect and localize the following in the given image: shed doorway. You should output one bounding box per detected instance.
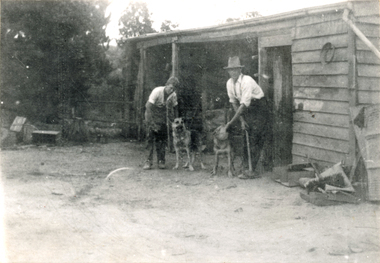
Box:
[265,46,293,168]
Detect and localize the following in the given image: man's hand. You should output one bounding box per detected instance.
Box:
[241,119,249,130]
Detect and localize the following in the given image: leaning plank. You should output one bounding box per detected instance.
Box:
[292,155,335,167]
[293,62,348,75]
[293,122,349,140]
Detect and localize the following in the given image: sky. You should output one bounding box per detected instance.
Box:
[106,0,345,42]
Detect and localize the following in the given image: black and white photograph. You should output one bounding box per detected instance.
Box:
[1,0,380,262]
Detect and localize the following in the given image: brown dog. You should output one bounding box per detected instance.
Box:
[172,117,205,171]
[211,125,234,177]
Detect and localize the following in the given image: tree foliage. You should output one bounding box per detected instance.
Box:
[160,20,179,32]
[1,0,112,122]
[225,11,261,23]
[118,1,156,44]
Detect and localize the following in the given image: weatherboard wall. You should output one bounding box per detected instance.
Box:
[353,1,380,105]
[291,10,351,166]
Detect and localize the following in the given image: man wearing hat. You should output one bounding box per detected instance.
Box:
[143,76,180,170]
[223,56,269,179]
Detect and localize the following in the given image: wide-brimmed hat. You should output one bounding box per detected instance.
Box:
[223,56,244,69]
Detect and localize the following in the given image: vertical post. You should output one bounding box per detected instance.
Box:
[123,43,133,122]
[348,23,358,167]
[136,47,146,141]
[167,38,179,151]
[258,46,273,171]
[171,37,179,77]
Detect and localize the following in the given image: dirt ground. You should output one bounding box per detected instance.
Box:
[1,141,380,262]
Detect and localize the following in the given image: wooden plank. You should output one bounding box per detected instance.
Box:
[293,87,349,102]
[347,26,357,166]
[358,90,380,104]
[292,34,348,52]
[353,1,380,17]
[357,50,380,64]
[258,34,292,48]
[294,99,348,114]
[357,64,380,77]
[294,20,348,39]
[355,23,380,38]
[296,11,343,27]
[292,144,348,164]
[181,21,295,43]
[293,75,348,88]
[293,111,349,128]
[356,15,380,25]
[293,133,349,153]
[356,37,380,50]
[293,122,349,140]
[357,76,380,91]
[292,155,335,167]
[172,41,179,77]
[292,62,348,75]
[292,48,347,64]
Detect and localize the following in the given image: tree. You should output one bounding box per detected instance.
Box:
[1,0,112,122]
[118,1,156,45]
[160,20,179,32]
[225,11,261,23]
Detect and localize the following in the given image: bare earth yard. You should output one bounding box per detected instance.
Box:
[1,142,380,262]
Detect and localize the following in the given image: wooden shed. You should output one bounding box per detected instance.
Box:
[122,1,380,171]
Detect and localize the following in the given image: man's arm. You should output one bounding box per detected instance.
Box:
[226,102,248,130]
[145,101,159,131]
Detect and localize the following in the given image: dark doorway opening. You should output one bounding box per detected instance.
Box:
[265,46,293,168]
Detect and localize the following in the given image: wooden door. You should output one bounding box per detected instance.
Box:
[267,46,293,167]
